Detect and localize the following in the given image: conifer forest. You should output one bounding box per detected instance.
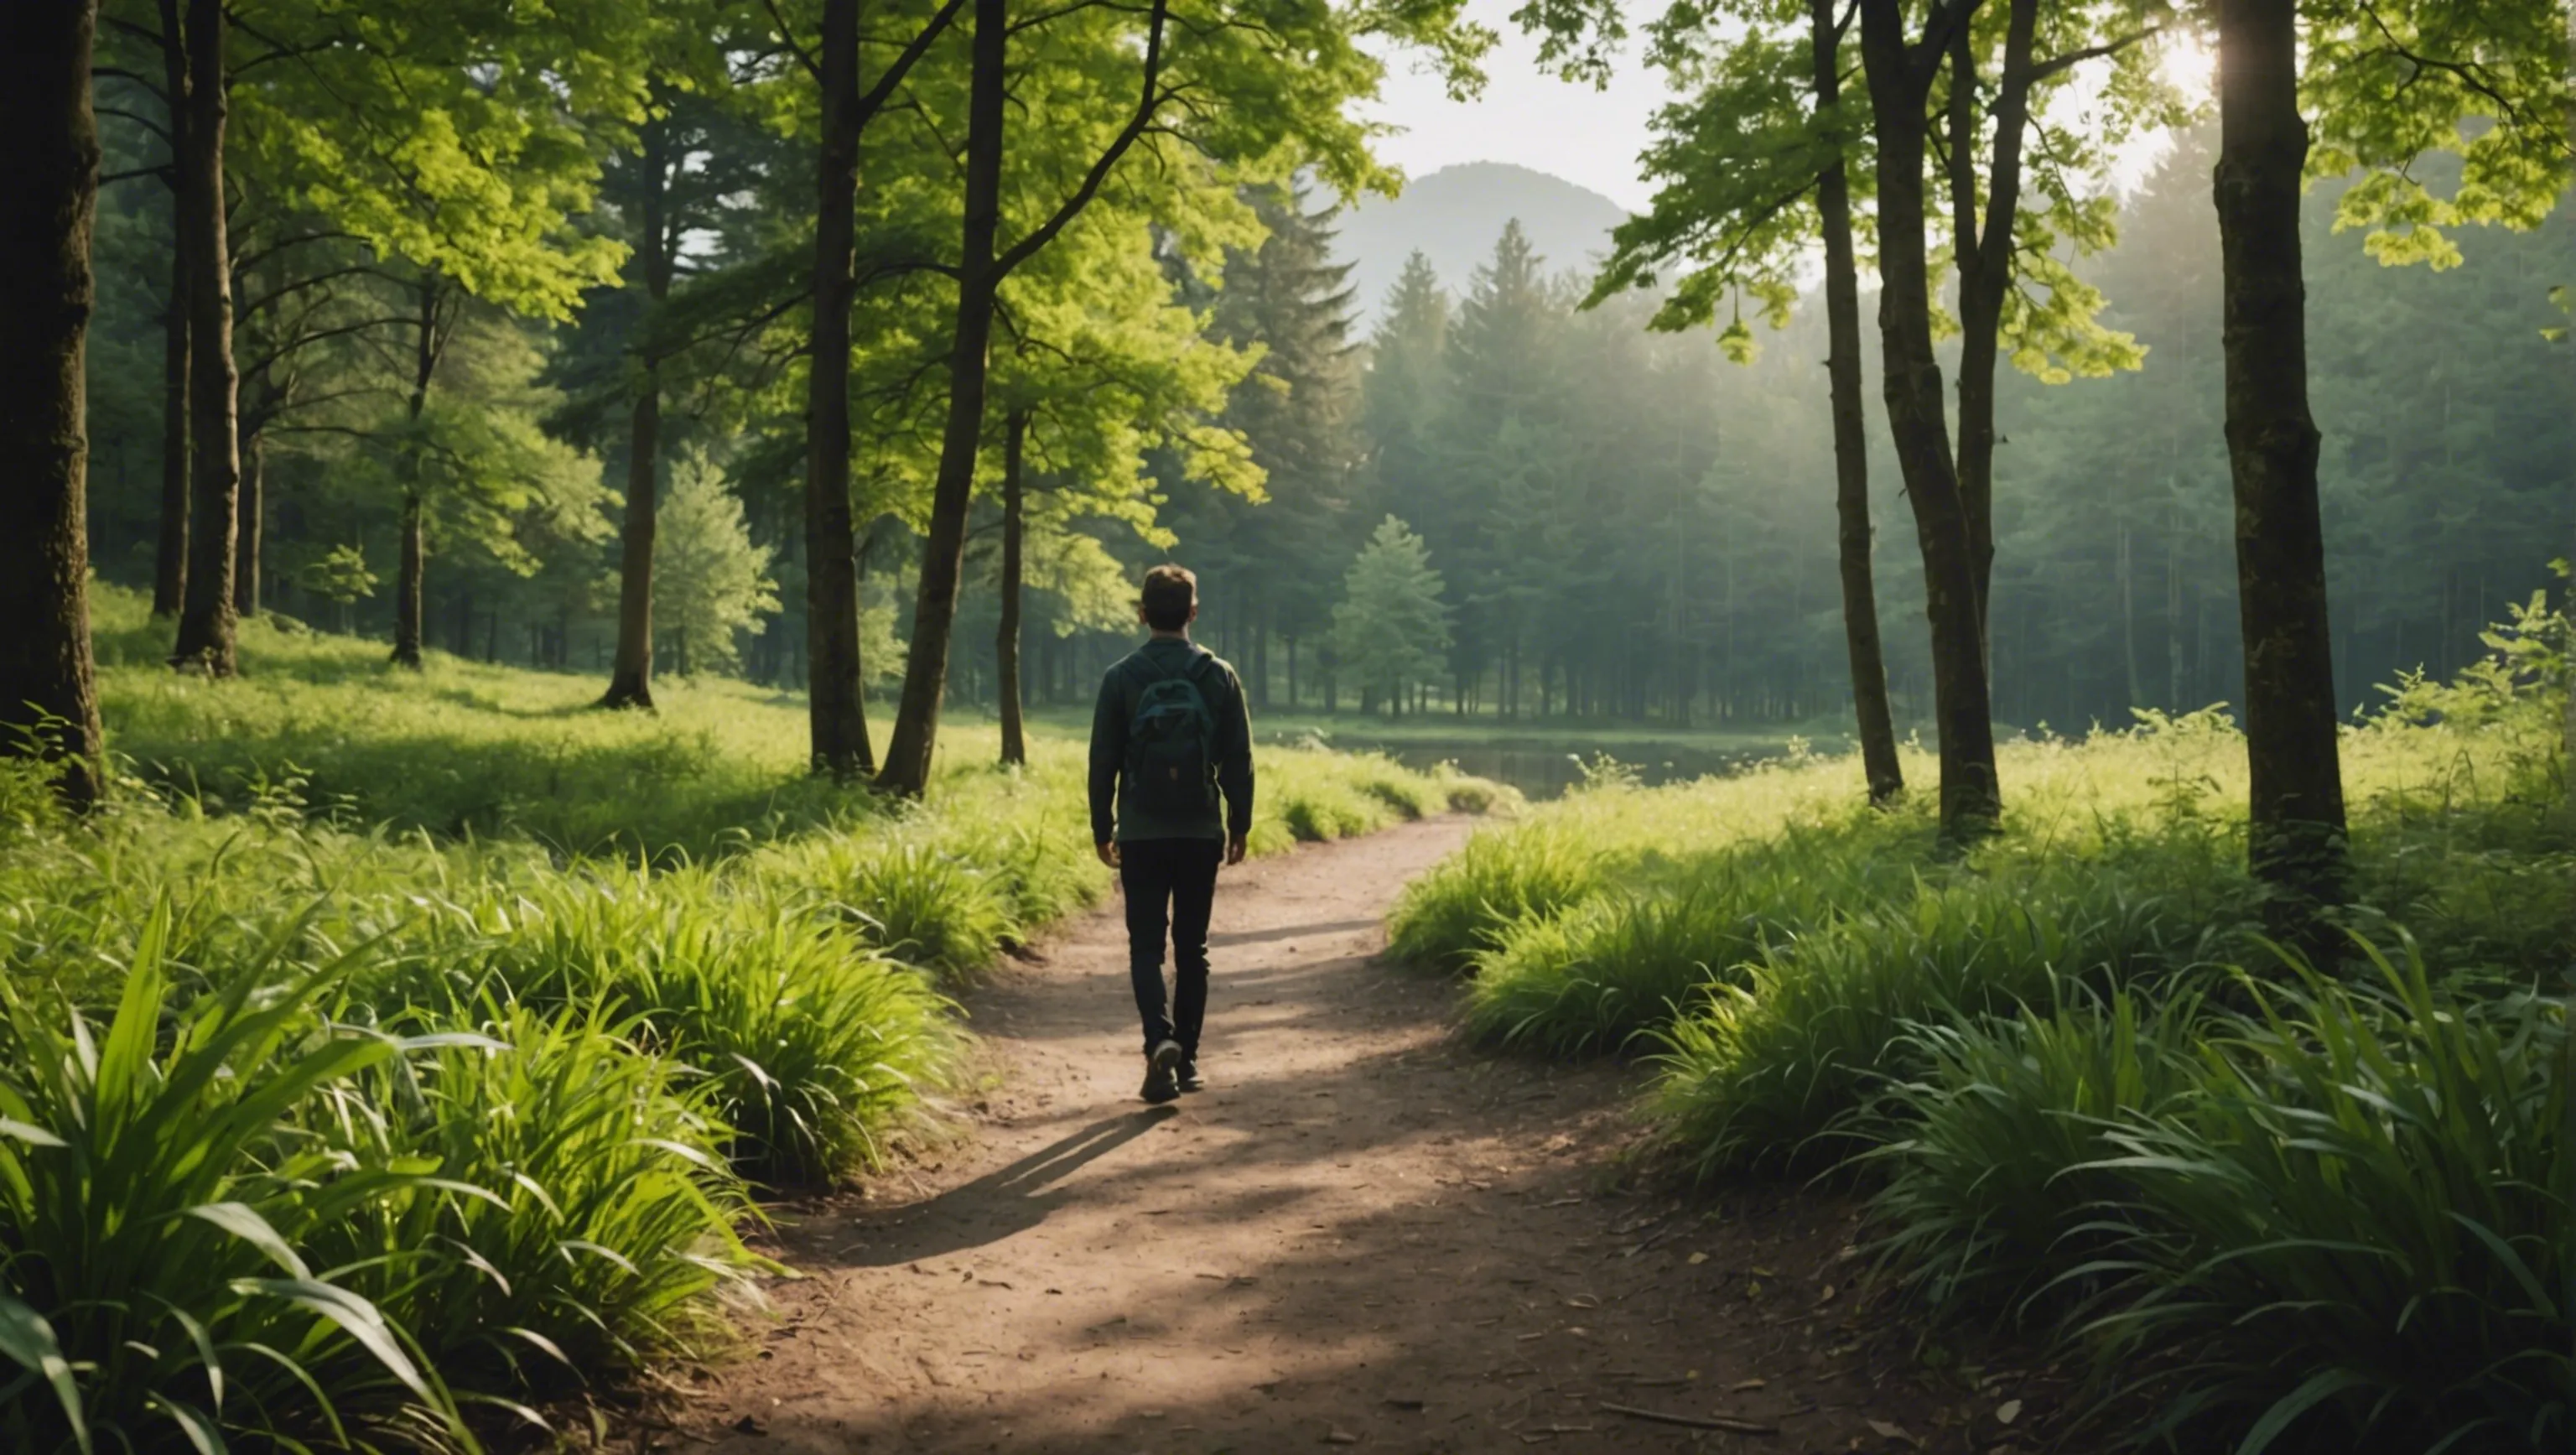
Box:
[0,0,2568,1452]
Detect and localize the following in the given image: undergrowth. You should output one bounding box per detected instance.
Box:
[1389,587,2573,1453]
[0,587,1505,1449]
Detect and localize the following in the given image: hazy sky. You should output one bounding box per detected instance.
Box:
[1354,5,2213,214]
[1356,0,1668,213]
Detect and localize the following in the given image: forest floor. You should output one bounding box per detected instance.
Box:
[663,818,2021,1455]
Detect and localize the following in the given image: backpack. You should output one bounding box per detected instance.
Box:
[1124,651,1220,818]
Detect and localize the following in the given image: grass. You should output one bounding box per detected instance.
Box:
[1387,590,2573,1452]
[0,585,1505,1449]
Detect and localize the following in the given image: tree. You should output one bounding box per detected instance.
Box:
[1591,2,1905,800]
[1332,517,1452,716]
[603,103,683,708]
[0,0,108,810]
[165,0,240,675]
[797,0,966,776]
[871,0,1491,796]
[653,462,779,676]
[2210,0,2569,926]
[1853,0,2001,839]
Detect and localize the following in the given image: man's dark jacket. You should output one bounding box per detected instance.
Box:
[1088,637,1254,844]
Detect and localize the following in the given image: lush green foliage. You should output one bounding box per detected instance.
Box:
[3,618,1494,1447]
[1391,604,2571,1451]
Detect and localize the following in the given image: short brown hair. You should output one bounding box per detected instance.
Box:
[1141,564,1197,631]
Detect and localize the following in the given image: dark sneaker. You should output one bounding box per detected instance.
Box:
[1141,1040,1184,1104]
[1176,1057,1205,1093]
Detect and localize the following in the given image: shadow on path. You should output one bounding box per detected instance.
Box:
[1206,917,1381,949]
[839,1107,1180,1266]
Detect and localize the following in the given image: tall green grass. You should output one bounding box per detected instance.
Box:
[1393,590,2571,1452]
[1867,948,2567,1453]
[5,590,1504,1441]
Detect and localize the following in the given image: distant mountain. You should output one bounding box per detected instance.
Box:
[1328,162,1629,329]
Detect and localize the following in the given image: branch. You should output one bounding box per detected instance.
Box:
[97,104,174,146]
[231,229,366,276]
[853,0,970,131]
[239,263,393,320]
[2353,1,2558,143]
[237,315,417,381]
[2026,25,2159,87]
[760,0,825,82]
[102,164,175,187]
[992,0,1172,282]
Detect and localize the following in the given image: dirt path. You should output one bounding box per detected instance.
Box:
[679,819,1979,1454]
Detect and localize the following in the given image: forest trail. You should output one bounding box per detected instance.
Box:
[680,819,1953,1454]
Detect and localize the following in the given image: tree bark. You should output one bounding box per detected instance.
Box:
[393,491,424,667]
[1945,0,2038,639]
[2213,0,2349,926]
[876,0,1009,798]
[1859,0,2002,839]
[996,408,1030,766]
[233,430,260,615]
[0,0,107,810]
[605,112,674,711]
[1815,0,1904,806]
[389,276,441,668]
[169,0,238,676]
[804,0,874,775]
[152,0,188,620]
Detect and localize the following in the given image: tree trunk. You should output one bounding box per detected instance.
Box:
[2118,521,2142,709]
[169,0,237,675]
[1860,0,2001,839]
[1945,0,2038,641]
[605,112,674,711]
[149,0,189,618]
[0,0,107,810]
[804,0,873,775]
[1815,0,1904,806]
[234,431,262,616]
[604,361,661,705]
[389,277,440,669]
[393,492,425,666]
[996,409,1029,766]
[877,0,1007,798]
[2213,0,2349,925]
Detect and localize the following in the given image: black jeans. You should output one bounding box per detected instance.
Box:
[1119,837,1222,1058]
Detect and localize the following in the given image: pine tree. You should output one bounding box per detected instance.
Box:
[652,465,779,678]
[1331,516,1451,717]
[1176,182,1363,702]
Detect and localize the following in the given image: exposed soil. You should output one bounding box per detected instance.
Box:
[665,818,2033,1455]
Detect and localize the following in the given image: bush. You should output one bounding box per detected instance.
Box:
[469,875,956,1186]
[1650,862,2245,1176]
[1867,944,2568,1453]
[0,910,470,1452]
[1386,822,1607,972]
[320,1002,759,1392]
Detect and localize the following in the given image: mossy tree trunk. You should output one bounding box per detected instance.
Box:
[2213,0,2350,929]
[0,0,108,810]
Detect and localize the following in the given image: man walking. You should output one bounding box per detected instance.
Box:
[1089,564,1254,1104]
